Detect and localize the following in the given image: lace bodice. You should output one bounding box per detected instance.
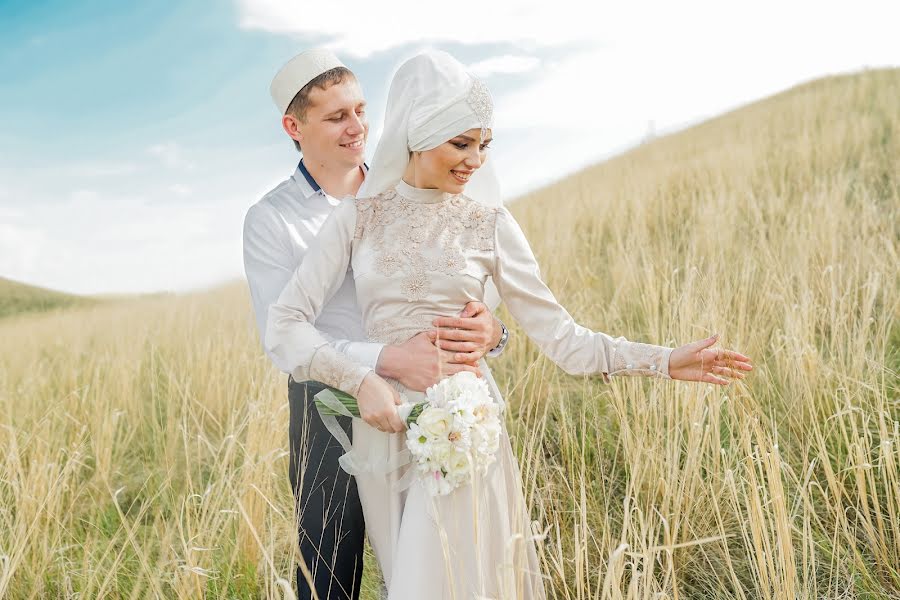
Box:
[354,188,496,303]
[266,181,673,395]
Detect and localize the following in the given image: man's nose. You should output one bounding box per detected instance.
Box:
[347,112,365,136]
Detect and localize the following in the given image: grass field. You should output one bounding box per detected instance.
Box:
[1,68,898,598]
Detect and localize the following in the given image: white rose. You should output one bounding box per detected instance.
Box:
[427,438,454,465]
[444,449,472,478]
[416,407,453,439]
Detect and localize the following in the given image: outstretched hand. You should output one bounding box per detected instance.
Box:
[668,334,753,385]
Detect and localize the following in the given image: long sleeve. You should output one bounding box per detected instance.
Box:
[243,202,384,370]
[264,200,373,396]
[492,207,672,381]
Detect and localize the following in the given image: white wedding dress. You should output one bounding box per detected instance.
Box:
[267,180,673,599]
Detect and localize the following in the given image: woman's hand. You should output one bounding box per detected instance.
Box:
[668,334,753,385]
[356,372,406,433]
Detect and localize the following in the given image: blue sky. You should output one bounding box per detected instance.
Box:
[1,0,898,295]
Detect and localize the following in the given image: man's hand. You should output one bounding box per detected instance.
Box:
[376,332,482,393]
[356,372,406,433]
[429,301,502,363]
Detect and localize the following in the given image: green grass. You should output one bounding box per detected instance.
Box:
[0,277,93,320]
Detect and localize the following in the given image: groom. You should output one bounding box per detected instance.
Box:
[243,49,510,600]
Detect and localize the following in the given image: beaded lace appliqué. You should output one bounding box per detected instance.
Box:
[467,77,493,140]
[355,189,498,303]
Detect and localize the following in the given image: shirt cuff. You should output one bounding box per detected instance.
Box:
[342,341,386,371]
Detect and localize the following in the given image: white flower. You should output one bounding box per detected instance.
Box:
[444,449,472,477]
[417,407,453,439]
[426,438,454,465]
[446,421,472,452]
[406,423,431,458]
[425,383,448,408]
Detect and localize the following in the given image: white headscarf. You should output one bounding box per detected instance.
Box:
[359,50,502,207]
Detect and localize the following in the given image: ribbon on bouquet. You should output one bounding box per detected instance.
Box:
[314,388,419,492]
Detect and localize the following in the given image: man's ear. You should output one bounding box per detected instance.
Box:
[282,114,303,143]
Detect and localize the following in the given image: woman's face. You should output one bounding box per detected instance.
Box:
[410,128,492,194]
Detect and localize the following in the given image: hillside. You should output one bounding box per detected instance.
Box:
[0,277,93,320]
[506,67,899,375]
[0,69,898,599]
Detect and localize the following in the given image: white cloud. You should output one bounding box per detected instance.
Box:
[0,190,243,295]
[62,161,141,177]
[486,0,900,195]
[238,0,900,60]
[0,223,47,276]
[0,141,291,295]
[237,0,605,57]
[148,142,195,171]
[169,184,192,197]
[70,189,101,203]
[469,55,540,78]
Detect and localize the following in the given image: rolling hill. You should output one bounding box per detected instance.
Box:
[0,276,93,320]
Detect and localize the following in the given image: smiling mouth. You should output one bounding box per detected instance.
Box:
[451,170,472,182]
[341,140,364,149]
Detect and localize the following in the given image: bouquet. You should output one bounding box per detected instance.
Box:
[315,371,502,496]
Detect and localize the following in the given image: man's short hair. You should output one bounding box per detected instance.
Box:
[286,66,355,152]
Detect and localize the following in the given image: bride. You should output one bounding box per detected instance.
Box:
[266,50,752,599]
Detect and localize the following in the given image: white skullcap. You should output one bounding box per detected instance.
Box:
[270,48,347,114]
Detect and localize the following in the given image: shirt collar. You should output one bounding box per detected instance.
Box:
[293,159,369,199]
[297,158,320,192]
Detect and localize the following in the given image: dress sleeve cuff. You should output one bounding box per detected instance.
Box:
[307,344,373,396]
[608,339,673,380]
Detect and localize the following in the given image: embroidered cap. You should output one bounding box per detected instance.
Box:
[270,48,347,114]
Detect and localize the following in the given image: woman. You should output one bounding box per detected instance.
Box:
[266,51,752,599]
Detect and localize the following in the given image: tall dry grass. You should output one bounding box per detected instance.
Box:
[1,68,898,598]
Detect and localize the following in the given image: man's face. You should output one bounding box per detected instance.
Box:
[295,79,368,170]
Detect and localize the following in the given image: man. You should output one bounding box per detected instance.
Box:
[242,48,511,600]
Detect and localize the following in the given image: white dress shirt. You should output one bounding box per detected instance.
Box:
[243,161,384,371]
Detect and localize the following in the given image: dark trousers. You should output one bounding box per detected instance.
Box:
[289,378,366,600]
